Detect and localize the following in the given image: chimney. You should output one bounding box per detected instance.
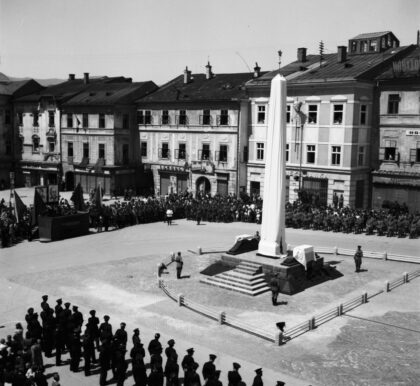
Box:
[183,66,192,84]
[205,62,213,79]
[417,30,420,46]
[253,62,261,78]
[83,72,89,84]
[68,74,75,81]
[337,46,347,63]
[297,47,307,62]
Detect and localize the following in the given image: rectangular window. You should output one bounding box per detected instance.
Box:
[34,112,39,127]
[67,142,74,157]
[178,143,186,160]
[141,142,147,157]
[286,105,291,123]
[201,109,211,125]
[178,110,187,125]
[358,146,365,166]
[201,144,210,160]
[122,144,129,165]
[306,145,316,163]
[360,105,367,125]
[99,113,105,128]
[48,111,55,127]
[383,140,397,160]
[308,104,318,124]
[286,143,289,162]
[122,114,129,129]
[83,142,89,159]
[137,110,144,125]
[161,142,169,159]
[98,144,105,159]
[219,145,228,162]
[256,142,264,160]
[5,110,11,124]
[32,137,40,152]
[144,110,151,125]
[333,104,344,124]
[414,142,420,162]
[387,94,399,114]
[66,114,73,128]
[83,113,88,128]
[49,141,55,153]
[331,146,341,165]
[369,40,377,52]
[161,110,169,125]
[257,105,266,124]
[219,109,229,126]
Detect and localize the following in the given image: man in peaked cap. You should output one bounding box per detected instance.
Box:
[114,322,128,348]
[148,333,162,357]
[99,315,113,342]
[202,354,217,381]
[182,348,196,381]
[72,305,84,330]
[87,310,100,350]
[55,299,63,318]
[228,363,242,386]
[41,295,49,310]
[132,328,141,348]
[252,368,263,386]
[165,339,177,362]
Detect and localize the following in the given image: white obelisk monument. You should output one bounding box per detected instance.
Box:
[257,74,287,257]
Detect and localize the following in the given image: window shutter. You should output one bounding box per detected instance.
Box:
[379,147,385,161]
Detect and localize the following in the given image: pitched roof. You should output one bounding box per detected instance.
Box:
[376,46,420,80]
[63,81,158,106]
[247,46,414,87]
[0,79,40,96]
[138,72,263,103]
[0,72,10,82]
[351,31,392,40]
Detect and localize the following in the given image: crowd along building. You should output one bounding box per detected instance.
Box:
[372,44,420,211]
[245,31,415,208]
[137,63,264,196]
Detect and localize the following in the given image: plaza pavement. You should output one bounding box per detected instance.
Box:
[0,201,420,385]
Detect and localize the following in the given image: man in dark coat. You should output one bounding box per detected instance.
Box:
[99,315,113,341]
[202,354,216,382]
[99,339,112,386]
[132,328,141,347]
[69,330,82,372]
[54,298,63,320]
[87,310,100,349]
[71,305,84,331]
[185,362,201,386]
[40,295,49,310]
[82,332,94,376]
[114,322,128,348]
[114,344,128,386]
[252,368,263,386]
[131,343,147,386]
[148,333,162,357]
[270,274,279,306]
[164,349,179,386]
[354,245,363,273]
[227,363,242,386]
[40,304,55,357]
[182,347,196,384]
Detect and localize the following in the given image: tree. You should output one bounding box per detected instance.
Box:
[71,183,85,211]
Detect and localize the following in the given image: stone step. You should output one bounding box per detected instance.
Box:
[237,261,263,269]
[204,276,269,291]
[199,277,270,296]
[221,271,266,281]
[234,267,261,275]
[216,273,267,286]
[236,264,262,274]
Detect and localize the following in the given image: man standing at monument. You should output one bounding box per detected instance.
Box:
[354,245,363,273]
[270,273,280,306]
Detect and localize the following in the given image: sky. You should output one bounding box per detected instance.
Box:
[0,0,419,84]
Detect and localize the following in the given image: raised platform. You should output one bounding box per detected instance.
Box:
[221,251,289,274]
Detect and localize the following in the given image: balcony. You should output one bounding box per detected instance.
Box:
[176,115,188,126]
[158,148,171,160]
[216,115,229,126]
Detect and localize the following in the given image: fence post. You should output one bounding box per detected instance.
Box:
[178,294,184,306]
[362,292,368,304]
[275,331,283,346]
[337,304,343,316]
[385,281,390,292]
[309,316,316,330]
[403,272,408,283]
[334,246,338,255]
[197,247,202,255]
[218,311,225,325]
[383,251,388,261]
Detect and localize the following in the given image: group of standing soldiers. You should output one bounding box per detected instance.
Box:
[21,295,285,386]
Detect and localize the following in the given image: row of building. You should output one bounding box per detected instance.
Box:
[1,31,420,210]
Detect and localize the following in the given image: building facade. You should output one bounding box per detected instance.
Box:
[246,32,414,208]
[372,47,420,211]
[137,64,261,196]
[61,79,157,195]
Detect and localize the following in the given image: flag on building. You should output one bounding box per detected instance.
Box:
[14,190,27,223]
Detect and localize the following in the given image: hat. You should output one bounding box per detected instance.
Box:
[276,382,285,386]
[209,354,216,360]
[104,315,110,321]
[72,305,78,310]
[357,245,362,249]
[155,333,160,339]
[187,348,194,353]
[168,339,175,346]
[56,298,62,303]
[233,362,241,370]
[27,308,34,313]
[89,310,96,315]
[255,368,262,374]
[42,295,48,300]
[120,322,126,327]
[133,328,139,333]
[64,302,70,307]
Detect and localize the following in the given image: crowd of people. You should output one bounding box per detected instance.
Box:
[1,188,420,249]
[0,295,281,386]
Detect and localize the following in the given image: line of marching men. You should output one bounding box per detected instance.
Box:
[22,295,287,386]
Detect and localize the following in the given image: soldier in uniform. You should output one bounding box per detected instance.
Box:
[69,330,82,372]
[227,363,241,386]
[114,344,128,386]
[99,315,113,342]
[99,339,112,386]
[354,245,363,273]
[252,368,263,386]
[40,304,55,357]
[87,310,100,350]
[131,342,147,386]
[185,362,201,386]
[115,322,128,348]
[54,298,63,319]
[202,354,216,382]
[132,328,141,348]
[82,331,94,376]
[270,273,279,306]
[175,252,183,279]
[182,348,196,383]
[71,305,83,331]
[148,333,163,358]
[40,295,49,310]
